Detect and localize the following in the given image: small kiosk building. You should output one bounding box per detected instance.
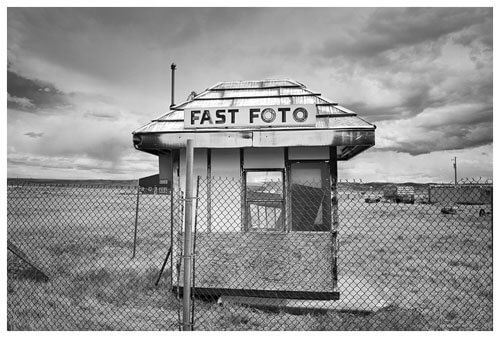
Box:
[132,79,375,300]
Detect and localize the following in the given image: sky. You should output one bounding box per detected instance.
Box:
[6,7,493,183]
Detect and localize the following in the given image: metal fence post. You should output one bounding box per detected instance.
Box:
[182,139,194,331]
[132,185,140,259]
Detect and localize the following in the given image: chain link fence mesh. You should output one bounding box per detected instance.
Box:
[7,181,182,330]
[7,178,493,331]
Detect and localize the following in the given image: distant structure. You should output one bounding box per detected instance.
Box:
[139,173,169,194]
[383,185,415,204]
[429,184,492,205]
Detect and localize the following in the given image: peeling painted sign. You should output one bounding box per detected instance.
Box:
[184,105,317,129]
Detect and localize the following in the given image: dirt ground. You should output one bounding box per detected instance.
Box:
[7,185,493,330]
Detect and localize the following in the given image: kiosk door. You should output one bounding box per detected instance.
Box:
[290,162,331,231]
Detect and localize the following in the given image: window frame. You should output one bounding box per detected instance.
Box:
[243,168,286,232]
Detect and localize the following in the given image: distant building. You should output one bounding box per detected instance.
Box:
[383,185,415,203]
[138,173,170,194]
[429,184,492,205]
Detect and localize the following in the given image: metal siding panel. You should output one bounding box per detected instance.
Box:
[139,131,253,149]
[252,129,375,147]
[135,129,374,151]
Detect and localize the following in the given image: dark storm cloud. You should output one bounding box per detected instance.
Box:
[24,132,44,138]
[7,70,69,112]
[8,8,264,84]
[318,8,490,59]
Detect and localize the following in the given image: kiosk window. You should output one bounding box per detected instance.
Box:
[244,170,284,231]
[290,162,331,231]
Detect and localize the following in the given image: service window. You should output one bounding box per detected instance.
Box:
[244,170,285,231]
[290,161,331,231]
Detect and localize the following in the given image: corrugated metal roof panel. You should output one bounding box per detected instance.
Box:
[290,96,324,105]
[316,116,374,129]
[193,88,283,99]
[211,79,300,90]
[233,97,294,106]
[317,105,349,115]
[222,88,280,98]
[336,105,360,115]
[196,91,224,99]
[183,96,314,107]
[133,120,185,133]
[279,87,316,96]
[133,79,375,135]
[154,110,184,121]
[315,96,335,104]
[183,100,235,108]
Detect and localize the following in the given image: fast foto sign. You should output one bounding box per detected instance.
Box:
[184,105,317,129]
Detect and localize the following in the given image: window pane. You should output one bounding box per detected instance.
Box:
[246,171,283,199]
[290,162,331,231]
[245,171,284,231]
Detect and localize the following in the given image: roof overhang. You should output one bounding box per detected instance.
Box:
[133,127,374,161]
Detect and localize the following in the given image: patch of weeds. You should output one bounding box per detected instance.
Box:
[477,289,493,299]
[79,268,113,284]
[334,305,432,331]
[48,242,98,256]
[444,310,458,321]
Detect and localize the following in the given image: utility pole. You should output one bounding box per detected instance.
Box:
[453,157,457,185]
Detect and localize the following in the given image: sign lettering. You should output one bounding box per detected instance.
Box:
[184,105,317,129]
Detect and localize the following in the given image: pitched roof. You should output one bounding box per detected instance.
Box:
[133,79,375,134]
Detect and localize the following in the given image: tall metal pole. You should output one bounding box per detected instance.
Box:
[132,185,141,259]
[453,157,457,185]
[182,139,194,331]
[170,63,176,109]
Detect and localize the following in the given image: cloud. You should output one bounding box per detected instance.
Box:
[375,103,492,155]
[318,8,491,60]
[7,69,69,112]
[24,132,43,138]
[7,92,34,109]
[7,71,140,169]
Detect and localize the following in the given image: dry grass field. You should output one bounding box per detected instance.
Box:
[7,184,493,330]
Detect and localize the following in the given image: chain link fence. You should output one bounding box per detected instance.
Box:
[7,178,493,330]
[188,177,492,330]
[7,181,182,330]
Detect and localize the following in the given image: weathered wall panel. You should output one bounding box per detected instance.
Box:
[175,232,334,293]
[244,148,284,168]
